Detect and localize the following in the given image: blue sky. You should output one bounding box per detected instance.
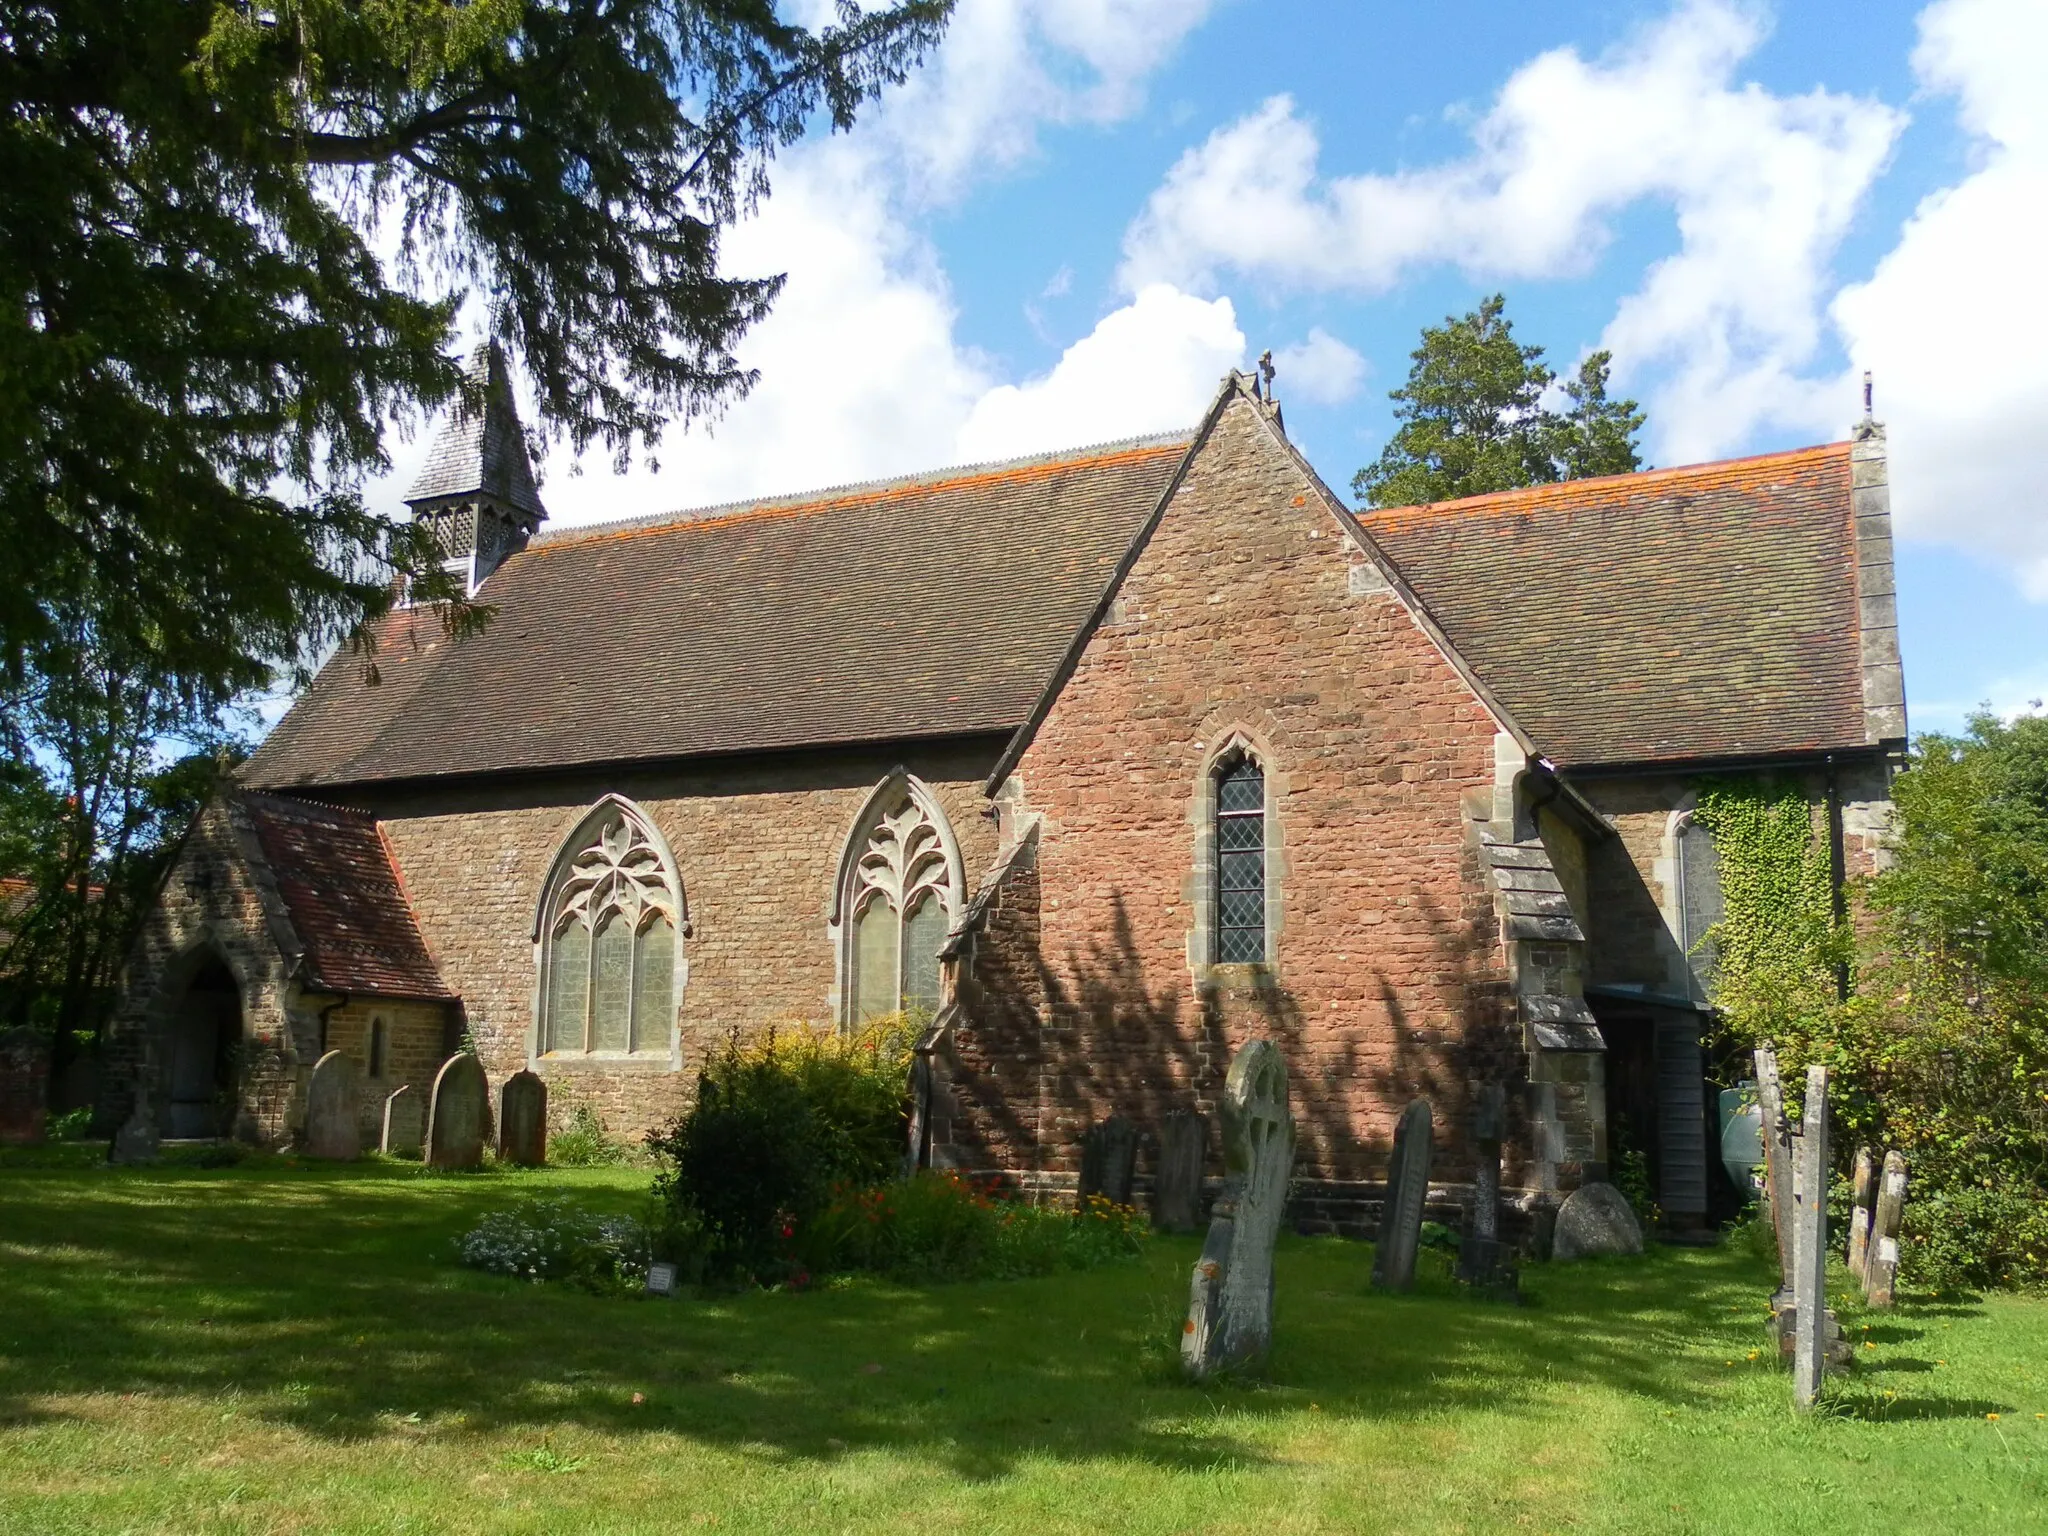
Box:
[367,0,2048,736]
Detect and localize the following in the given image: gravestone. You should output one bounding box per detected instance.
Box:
[108,1079,161,1165]
[1752,1046,1797,1289]
[1370,1099,1434,1292]
[1181,1040,1296,1380]
[303,1050,361,1160]
[1458,1083,1518,1299]
[426,1053,489,1170]
[1079,1113,1139,1208]
[1153,1109,1207,1233]
[1845,1145,1877,1281]
[498,1069,548,1167]
[380,1084,424,1158]
[1552,1182,1644,1260]
[1864,1150,1908,1309]
[1792,1065,1830,1412]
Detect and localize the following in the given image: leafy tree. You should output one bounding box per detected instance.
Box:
[2,0,953,713]
[1352,294,1646,508]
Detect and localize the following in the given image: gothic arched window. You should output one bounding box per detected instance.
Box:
[537,799,686,1057]
[834,777,964,1025]
[1676,813,1723,991]
[1213,752,1267,964]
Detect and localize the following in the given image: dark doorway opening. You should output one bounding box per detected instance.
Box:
[167,957,240,1138]
[1592,995,1712,1231]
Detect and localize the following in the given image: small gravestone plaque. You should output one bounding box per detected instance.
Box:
[1153,1109,1207,1233]
[381,1084,424,1158]
[1181,1040,1295,1380]
[304,1050,361,1161]
[1864,1150,1908,1309]
[1552,1181,1644,1260]
[1371,1099,1434,1292]
[1792,1065,1830,1413]
[645,1261,679,1297]
[498,1069,547,1167]
[1079,1113,1138,1208]
[1846,1145,1876,1281]
[426,1053,489,1170]
[108,1079,161,1166]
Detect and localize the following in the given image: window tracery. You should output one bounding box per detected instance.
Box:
[836,779,962,1024]
[538,802,683,1057]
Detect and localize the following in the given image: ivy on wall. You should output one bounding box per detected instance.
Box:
[1693,779,1846,1054]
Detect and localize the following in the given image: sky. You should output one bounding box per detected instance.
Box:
[362,0,2048,736]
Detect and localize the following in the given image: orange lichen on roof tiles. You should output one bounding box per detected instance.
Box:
[533,438,1191,553]
[1358,441,1850,531]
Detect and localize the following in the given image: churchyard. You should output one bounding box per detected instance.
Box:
[3,1152,2045,1535]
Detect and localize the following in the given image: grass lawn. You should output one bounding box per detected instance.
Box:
[3,1154,2046,1534]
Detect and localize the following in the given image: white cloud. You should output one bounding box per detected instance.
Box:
[1271,328,1366,407]
[956,284,1243,462]
[1830,0,2048,591]
[1117,2,1905,461]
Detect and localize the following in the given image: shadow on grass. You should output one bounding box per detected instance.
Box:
[0,1162,1779,1479]
[1825,1391,2012,1423]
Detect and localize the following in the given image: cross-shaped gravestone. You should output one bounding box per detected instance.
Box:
[304,1050,361,1160]
[1181,1040,1295,1380]
[1458,1084,1518,1300]
[1371,1099,1434,1292]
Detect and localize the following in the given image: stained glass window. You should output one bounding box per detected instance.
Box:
[1215,755,1267,964]
[540,804,681,1056]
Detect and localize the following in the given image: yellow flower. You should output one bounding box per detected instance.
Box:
[1988,1413,2001,1422]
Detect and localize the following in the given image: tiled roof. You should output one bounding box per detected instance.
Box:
[1359,443,1871,768]
[240,793,452,999]
[405,342,545,519]
[245,435,1191,788]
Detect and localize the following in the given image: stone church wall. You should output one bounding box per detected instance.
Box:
[941,396,1517,1206]
[348,738,1006,1140]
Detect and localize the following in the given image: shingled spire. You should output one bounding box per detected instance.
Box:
[405,341,546,594]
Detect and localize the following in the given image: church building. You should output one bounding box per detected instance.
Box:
[106,343,1906,1225]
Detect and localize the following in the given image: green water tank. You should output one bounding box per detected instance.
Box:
[1718,1083,1764,1197]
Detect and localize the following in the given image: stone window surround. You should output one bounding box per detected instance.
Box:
[1651,798,1710,1004]
[528,794,691,1072]
[1186,728,1286,982]
[826,770,967,1029]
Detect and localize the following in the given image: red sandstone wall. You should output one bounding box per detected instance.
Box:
[356,742,1004,1139]
[966,396,1512,1186]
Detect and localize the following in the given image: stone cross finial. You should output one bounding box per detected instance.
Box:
[1181,1039,1295,1379]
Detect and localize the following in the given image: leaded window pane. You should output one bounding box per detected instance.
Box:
[632,916,675,1055]
[903,891,946,1019]
[855,895,898,1023]
[547,920,590,1053]
[591,911,633,1052]
[1213,755,1266,964]
[1679,820,1724,989]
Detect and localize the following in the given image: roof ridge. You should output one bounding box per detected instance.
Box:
[1356,440,1849,526]
[528,430,1195,549]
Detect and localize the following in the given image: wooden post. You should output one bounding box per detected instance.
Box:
[1753,1046,1796,1289]
[1846,1145,1876,1281]
[1864,1151,1909,1309]
[1792,1065,1830,1413]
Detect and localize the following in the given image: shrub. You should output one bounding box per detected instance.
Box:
[45,1106,93,1141]
[457,1198,648,1291]
[549,1105,629,1167]
[792,1172,1148,1283]
[647,1019,912,1281]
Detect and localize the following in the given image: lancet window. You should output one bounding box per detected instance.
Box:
[839,782,962,1024]
[1213,752,1268,964]
[539,801,683,1057]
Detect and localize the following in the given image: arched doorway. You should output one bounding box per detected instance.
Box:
[166,957,240,1138]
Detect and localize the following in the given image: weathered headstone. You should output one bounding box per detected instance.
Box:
[1845,1144,1877,1281]
[1792,1065,1830,1412]
[1458,1083,1518,1299]
[1153,1109,1207,1233]
[380,1084,424,1158]
[108,1078,161,1165]
[498,1069,547,1166]
[1552,1182,1644,1260]
[1864,1150,1908,1309]
[1370,1098,1434,1292]
[1753,1045,1796,1289]
[1079,1113,1139,1208]
[425,1053,489,1170]
[1181,1040,1296,1380]
[303,1050,361,1160]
